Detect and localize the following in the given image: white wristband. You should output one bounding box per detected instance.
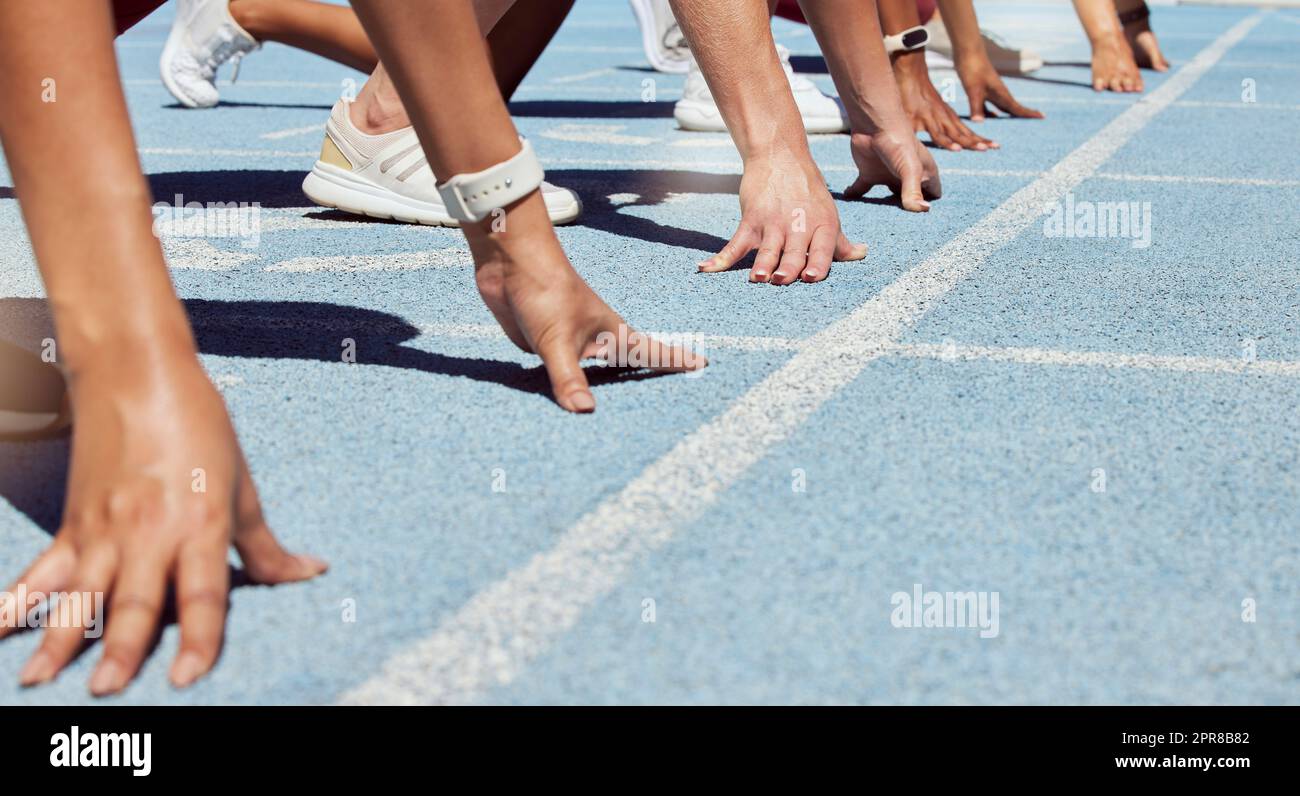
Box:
[884,25,929,55]
[436,138,545,223]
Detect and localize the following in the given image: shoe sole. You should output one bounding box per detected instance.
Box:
[303,162,582,227]
[159,9,211,109]
[629,0,690,75]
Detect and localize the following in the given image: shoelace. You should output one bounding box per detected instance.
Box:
[662,22,689,56]
[202,29,258,83]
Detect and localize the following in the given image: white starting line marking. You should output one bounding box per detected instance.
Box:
[550,68,620,85]
[264,249,470,273]
[338,12,1268,706]
[260,123,325,141]
[892,342,1300,378]
[415,323,1300,375]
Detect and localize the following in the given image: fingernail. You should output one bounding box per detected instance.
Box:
[89,658,126,696]
[19,652,53,687]
[697,258,715,271]
[803,269,818,280]
[751,272,766,282]
[567,391,595,413]
[170,652,206,688]
[852,243,869,259]
[298,554,329,574]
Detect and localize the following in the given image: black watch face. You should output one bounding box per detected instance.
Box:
[902,29,928,49]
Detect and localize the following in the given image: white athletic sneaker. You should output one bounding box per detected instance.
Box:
[674,44,846,134]
[301,102,582,227]
[159,0,259,109]
[923,18,1043,76]
[629,0,691,74]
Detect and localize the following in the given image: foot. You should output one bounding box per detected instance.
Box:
[302,101,582,227]
[159,0,260,109]
[629,0,691,75]
[0,340,70,441]
[675,44,846,134]
[924,18,1043,76]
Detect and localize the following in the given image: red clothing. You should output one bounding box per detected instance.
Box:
[774,0,937,26]
[112,0,165,35]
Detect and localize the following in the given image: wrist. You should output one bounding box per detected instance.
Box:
[461,191,566,276]
[52,302,197,379]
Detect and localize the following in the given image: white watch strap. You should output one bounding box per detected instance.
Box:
[436,138,545,223]
[884,25,929,54]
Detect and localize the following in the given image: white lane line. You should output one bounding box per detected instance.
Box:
[125,79,339,88]
[163,238,259,271]
[539,124,657,146]
[550,68,619,85]
[415,323,1300,375]
[339,12,1268,707]
[894,342,1300,378]
[264,249,470,273]
[260,123,325,141]
[1093,172,1300,188]
[139,147,317,158]
[1013,97,1300,112]
[417,322,801,352]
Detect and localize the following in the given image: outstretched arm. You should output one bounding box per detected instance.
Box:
[933,0,1043,120]
[878,0,995,151]
[795,0,941,211]
[0,0,324,695]
[1071,0,1144,92]
[669,0,864,285]
[350,0,702,406]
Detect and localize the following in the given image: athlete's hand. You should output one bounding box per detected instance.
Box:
[844,129,942,212]
[698,154,867,285]
[893,50,997,152]
[1090,33,1144,92]
[957,58,1045,122]
[1123,14,1169,71]
[468,193,706,412]
[3,352,326,695]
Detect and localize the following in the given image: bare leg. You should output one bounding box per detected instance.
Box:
[348,0,575,135]
[230,0,378,73]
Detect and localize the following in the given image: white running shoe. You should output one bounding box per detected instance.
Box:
[159,0,259,109]
[674,44,847,134]
[302,102,582,227]
[923,18,1042,76]
[629,0,691,74]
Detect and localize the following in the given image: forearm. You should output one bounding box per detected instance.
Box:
[1072,0,1123,45]
[668,0,810,166]
[349,0,561,263]
[933,0,987,64]
[0,0,195,375]
[796,0,909,136]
